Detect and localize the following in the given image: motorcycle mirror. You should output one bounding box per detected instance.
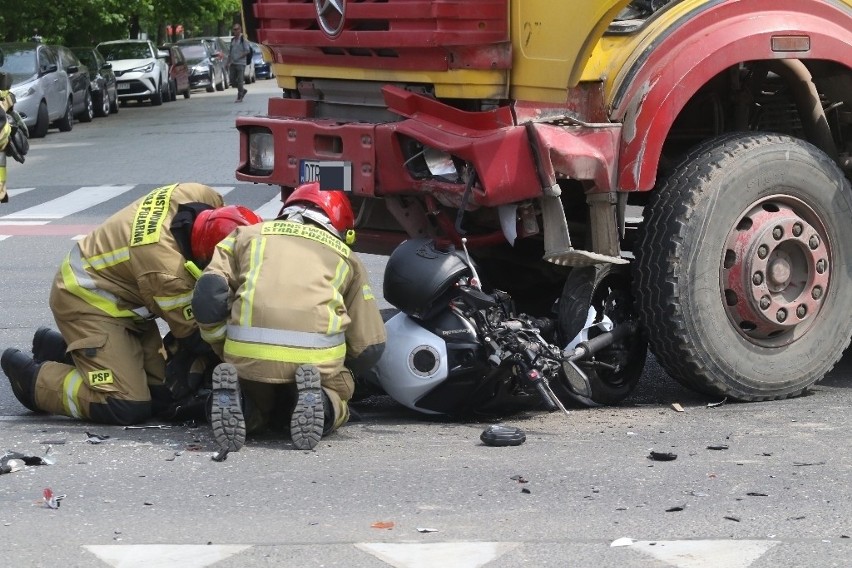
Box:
[561,360,593,400]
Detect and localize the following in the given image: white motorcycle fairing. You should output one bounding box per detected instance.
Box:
[373,313,450,414]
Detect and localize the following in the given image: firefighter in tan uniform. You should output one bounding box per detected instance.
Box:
[192,183,386,451]
[0,183,262,425]
[1,63,29,203]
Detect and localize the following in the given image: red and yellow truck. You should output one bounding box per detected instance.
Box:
[236,0,852,402]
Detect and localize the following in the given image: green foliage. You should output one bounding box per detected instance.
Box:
[1,0,241,46]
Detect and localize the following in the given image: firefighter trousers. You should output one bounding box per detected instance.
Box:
[34,315,167,425]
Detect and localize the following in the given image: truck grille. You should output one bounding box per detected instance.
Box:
[251,0,509,71]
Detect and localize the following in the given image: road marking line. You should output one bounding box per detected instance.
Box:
[356,542,520,568]
[84,544,251,568]
[1,185,136,220]
[631,539,778,568]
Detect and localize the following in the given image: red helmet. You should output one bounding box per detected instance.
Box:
[190,205,263,263]
[284,182,355,233]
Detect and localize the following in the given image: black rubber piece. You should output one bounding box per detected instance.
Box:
[480,424,526,447]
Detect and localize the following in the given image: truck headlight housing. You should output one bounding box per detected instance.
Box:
[248,128,274,175]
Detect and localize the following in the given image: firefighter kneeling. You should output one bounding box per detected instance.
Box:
[1,183,262,425]
[192,183,386,451]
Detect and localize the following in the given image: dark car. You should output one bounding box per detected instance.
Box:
[250,42,273,80]
[159,44,191,101]
[175,39,226,92]
[70,46,118,117]
[198,36,230,88]
[51,45,93,123]
[1,42,72,137]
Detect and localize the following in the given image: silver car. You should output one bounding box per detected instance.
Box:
[0,42,73,138]
[97,39,169,106]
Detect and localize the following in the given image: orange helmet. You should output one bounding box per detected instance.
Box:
[190,205,263,263]
[284,182,355,233]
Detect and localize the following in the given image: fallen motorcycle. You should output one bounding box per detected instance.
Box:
[363,238,647,416]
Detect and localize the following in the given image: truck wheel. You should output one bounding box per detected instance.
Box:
[556,264,646,405]
[634,133,852,401]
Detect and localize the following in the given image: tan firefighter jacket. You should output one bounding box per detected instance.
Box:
[53,183,224,339]
[195,219,386,379]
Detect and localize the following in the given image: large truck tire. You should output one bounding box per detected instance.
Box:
[556,264,647,405]
[634,133,852,401]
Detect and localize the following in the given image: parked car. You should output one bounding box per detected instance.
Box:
[0,42,72,137]
[70,46,118,117]
[199,36,231,89]
[51,45,93,123]
[96,39,169,106]
[175,39,226,92]
[159,44,191,101]
[251,42,273,80]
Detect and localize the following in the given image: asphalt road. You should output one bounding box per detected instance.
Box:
[3,80,852,568]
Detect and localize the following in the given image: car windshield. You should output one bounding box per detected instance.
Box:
[178,44,208,63]
[0,47,37,83]
[100,43,150,61]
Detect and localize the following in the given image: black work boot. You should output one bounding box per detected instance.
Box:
[1,348,40,412]
[210,363,246,452]
[290,364,324,450]
[32,327,70,364]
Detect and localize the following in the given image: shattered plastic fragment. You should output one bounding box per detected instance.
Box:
[416,528,439,533]
[648,451,677,461]
[707,398,727,408]
[610,537,635,547]
[724,516,741,522]
[43,488,65,509]
[86,432,110,444]
[371,521,395,530]
[746,492,769,497]
[510,475,529,483]
[671,403,684,412]
[665,505,685,512]
[707,444,729,450]
[521,487,531,494]
[212,449,229,462]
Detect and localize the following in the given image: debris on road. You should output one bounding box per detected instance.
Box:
[371,521,394,530]
[610,537,635,547]
[707,398,727,408]
[1,449,55,475]
[480,424,526,446]
[671,403,684,412]
[211,449,229,462]
[416,528,439,533]
[793,461,825,467]
[665,504,685,512]
[86,432,110,444]
[42,488,65,509]
[649,451,678,461]
[724,515,741,522]
[707,444,729,450]
[124,424,172,430]
[510,475,529,484]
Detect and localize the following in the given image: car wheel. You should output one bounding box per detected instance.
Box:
[110,92,120,114]
[151,81,164,106]
[206,68,215,93]
[169,80,177,102]
[56,97,74,132]
[80,90,94,123]
[216,71,225,92]
[31,101,49,138]
[95,87,110,117]
[183,85,191,99]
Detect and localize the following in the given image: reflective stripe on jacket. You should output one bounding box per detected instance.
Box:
[198,220,386,370]
[52,183,224,337]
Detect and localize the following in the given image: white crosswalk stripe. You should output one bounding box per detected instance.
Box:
[0,184,279,240]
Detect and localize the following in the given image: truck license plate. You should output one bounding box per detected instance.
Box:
[299,160,352,192]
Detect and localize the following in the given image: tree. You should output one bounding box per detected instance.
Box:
[0,0,240,46]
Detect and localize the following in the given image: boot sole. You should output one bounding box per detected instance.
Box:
[291,364,324,450]
[210,363,245,452]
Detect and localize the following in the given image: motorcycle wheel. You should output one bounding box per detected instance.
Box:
[555,264,647,405]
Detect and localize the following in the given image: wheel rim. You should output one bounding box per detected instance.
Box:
[721,196,830,347]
